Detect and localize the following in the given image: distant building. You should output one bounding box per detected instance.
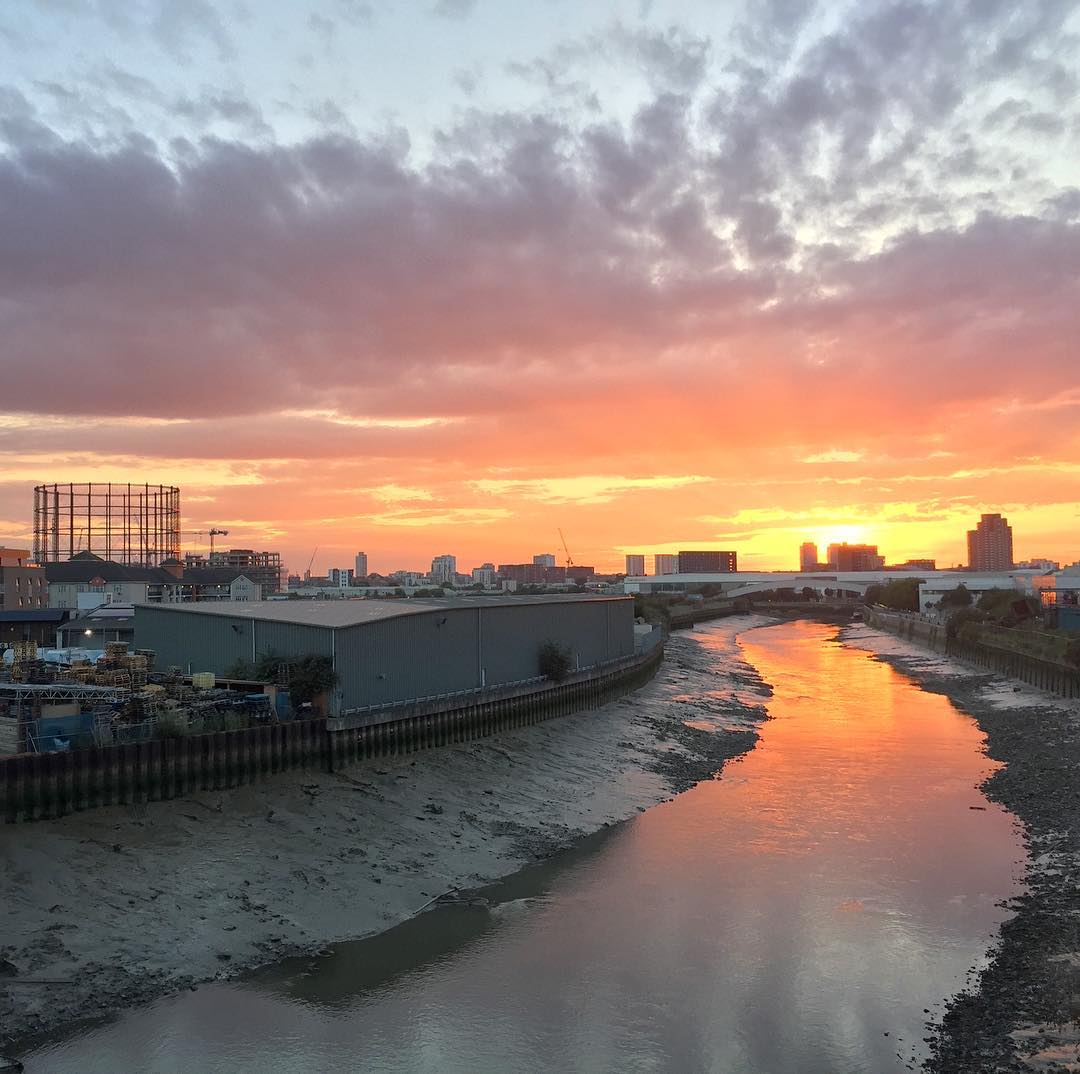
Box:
[533,554,557,567]
[967,514,1013,571]
[653,554,678,576]
[430,554,457,584]
[889,559,936,571]
[328,568,354,588]
[472,563,497,587]
[799,542,821,572]
[625,554,646,576]
[498,564,596,584]
[0,547,47,610]
[1016,558,1059,572]
[187,549,283,594]
[354,552,368,578]
[46,551,267,606]
[826,543,884,571]
[46,551,184,609]
[677,550,737,573]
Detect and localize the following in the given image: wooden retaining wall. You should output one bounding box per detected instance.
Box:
[867,609,1080,701]
[0,644,664,823]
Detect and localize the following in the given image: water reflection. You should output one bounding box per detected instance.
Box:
[26,621,1023,1074]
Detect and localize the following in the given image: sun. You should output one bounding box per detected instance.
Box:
[809,525,871,549]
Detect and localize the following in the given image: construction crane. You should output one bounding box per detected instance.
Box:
[306,546,319,579]
[208,528,229,555]
[558,528,574,569]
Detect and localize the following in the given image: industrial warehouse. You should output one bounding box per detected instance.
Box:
[134,595,637,716]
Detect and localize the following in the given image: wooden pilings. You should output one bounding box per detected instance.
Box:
[0,718,328,823]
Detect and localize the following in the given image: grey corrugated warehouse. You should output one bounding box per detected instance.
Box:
[134,596,635,715]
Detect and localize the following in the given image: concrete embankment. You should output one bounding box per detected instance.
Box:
[1,617,774,1056]
[842,621,1080,1072]
[866,607,1080,700]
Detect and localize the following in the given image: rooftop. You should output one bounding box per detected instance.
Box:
[135,594,628,629]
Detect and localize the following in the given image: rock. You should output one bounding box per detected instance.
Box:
[0,960,18,978]
[0,1056,25,1072]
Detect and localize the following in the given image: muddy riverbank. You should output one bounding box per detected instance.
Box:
[1,616,773,1056]
[841,624,1080,1073]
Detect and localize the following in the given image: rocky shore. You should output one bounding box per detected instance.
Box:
[1,615,774,1060]
[841,623,1080,1073]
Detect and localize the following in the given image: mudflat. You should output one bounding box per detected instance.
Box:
[0,616,772,1056]
[842,623,1080,1073]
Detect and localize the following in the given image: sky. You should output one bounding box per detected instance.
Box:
[1,0,1078,576]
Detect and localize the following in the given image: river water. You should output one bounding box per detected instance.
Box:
[25,620,1024,1073]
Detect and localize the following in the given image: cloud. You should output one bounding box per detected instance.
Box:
[430,0,476,19]
[0,0,1078,571]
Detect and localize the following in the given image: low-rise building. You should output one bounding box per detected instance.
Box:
[135,595,635,715]
[0,547,47,610]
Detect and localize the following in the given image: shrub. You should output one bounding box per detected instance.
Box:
[288,654,339,707]
[538,640,573,682]
[946,606,987,641]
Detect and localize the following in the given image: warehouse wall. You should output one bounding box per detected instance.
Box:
[137,597,635,715]
[336,598,634,711]
[134,606,332,676]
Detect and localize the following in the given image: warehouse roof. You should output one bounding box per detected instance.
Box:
[135,594,628,629]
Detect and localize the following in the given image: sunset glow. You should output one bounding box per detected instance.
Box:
[1,2,1078,574]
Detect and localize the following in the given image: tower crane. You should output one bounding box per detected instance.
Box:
[208,528,229,555]
[306,546,319,579]
[558,528,574,569]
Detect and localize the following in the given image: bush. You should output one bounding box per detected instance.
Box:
[538,640,573,681]
[288,655,339,707]
[946,606,987,641]
[940,584,973,609]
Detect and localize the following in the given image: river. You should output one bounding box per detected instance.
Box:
[23,620,1023,1073]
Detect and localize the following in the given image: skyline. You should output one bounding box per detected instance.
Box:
[2,1,1079,574]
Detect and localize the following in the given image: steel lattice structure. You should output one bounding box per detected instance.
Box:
[33,482,181,566]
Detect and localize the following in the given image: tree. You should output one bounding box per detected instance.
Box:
[538,640,573,681]
[801,586,817,602]
[940,584,973,609]
[288,655,338,707]
[875,578,923,612]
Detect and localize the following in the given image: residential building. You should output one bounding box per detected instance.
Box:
[354,552,369,578]
[46,551,183,609]
[967,514,1014,571]
[328,568,355,588]
[653,554,678,576]
[0,547,47,610]
[889,559,937,571]
[677,550,737,573]
[826,543,884,571]
[472,563,498,587]
[46,551,267,607]
[625,554,646,576]
[431,554,457,584]
[799,542,821,572]
[533,554,557,567]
